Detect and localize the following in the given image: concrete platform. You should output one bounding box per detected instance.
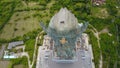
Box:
[36,45,94,68]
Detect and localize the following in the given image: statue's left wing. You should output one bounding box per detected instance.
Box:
[40,22,47,33]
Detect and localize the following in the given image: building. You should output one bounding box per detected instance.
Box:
[3,51,16,59]
[7,41,24,50]
[92,0,106,6]
[4,41,24,59]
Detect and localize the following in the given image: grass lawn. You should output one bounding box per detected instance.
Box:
[117,60,120,68]
[118,10,120,16]
[91,7,109,19]
[10,57,28,68]
[0,11,40,39]
[14,1,45,11]
[0,0,55,40]
[100,33,117,68]
[25,39,35,62]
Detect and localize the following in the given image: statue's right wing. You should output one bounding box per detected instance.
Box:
[77,22,89,38]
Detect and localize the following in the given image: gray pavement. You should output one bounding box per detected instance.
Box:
[48,50,92,68]
[37,45,94,68]
[0,45,6,59]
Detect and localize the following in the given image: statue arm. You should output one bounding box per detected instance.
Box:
[81,22,89,33]
[40,22,56,40]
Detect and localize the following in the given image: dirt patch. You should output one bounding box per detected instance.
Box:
[14,64,24,68]
[0,61,10,68]
[99,27,109,35]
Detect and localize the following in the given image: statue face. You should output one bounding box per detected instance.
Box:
[49,8,78,32]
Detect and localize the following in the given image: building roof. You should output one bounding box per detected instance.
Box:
[7,41,24,50]
[4,55,16,59]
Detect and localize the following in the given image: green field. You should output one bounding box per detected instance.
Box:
[10,57,28,68]
[0,0,53,40]
[0,11,40,39]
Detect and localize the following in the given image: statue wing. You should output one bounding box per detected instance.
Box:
[40,22,47,33]
[77,22,89,37]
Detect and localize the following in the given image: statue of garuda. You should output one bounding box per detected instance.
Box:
[40,8,88,60]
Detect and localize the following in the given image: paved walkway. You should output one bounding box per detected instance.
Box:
[0,45,6,59]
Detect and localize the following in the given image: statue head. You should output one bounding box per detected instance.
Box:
[49,8,79,32]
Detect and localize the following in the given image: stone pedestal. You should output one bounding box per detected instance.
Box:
[38,50,93,68]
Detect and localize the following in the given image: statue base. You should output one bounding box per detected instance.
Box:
[52,57,78,63]
[36,45,94,68]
